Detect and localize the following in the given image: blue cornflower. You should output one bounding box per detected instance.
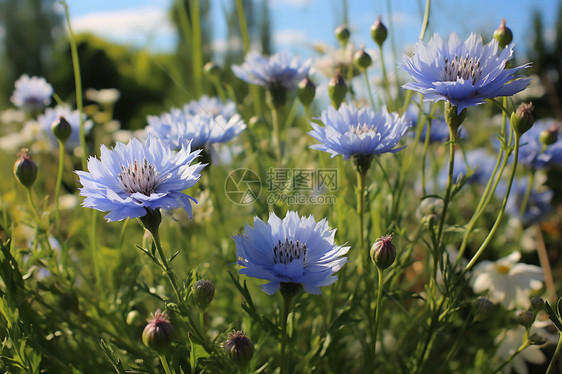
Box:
[234,211,349,295]
[147,105,246,151]
[232,51,311,90]
[183,95,237,119]
[76,136,205,222]
[38,106,93,149]
[402,33,530,113]
[517,120,562,169]
[501,178,553,226]
[11,74,54,111]
[308,103,411,160]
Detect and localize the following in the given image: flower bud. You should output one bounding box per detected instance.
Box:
[297,77,316,107]
[516,309,534,328]
[493,19,513,49]
[329,72,347,109]
[335,25,350,46]
[472,296,494,322]
[371,17,388,47]
[126,310,141,326]
[204,62,222,81]
[370,235,396,270]
[14,149,37,188]
[444,101,467,134]
[511,102,534,136]
[142,310,174,354]
[539,125,558,146]
[51,116,72,143]
[531,296,545,311]
[354,46,372,70]
[223,331,254,367]
[193,279,215,311]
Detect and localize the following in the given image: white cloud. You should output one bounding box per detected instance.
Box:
[273,29,307,46]
[212,35,243,54]
[71,7,175,49]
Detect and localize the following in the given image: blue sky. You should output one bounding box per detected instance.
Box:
[65,0,559,59]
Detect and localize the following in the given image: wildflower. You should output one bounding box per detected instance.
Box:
[334,25,350,46]
[223,331,254,367]
[517,120,562,169]
[76,136,205,222]
[328,72,347,109]
[85,88,120,106]
[471,252,543,309]
[11,74,53,111]
[371,17,388,47]
[314,42,359,78]
[234,211,349,295]
[511,102,534,136]
[38,106,93,150]
[370,235,396,270]
[402,33,530,113]
[493,19,513,49]
[501,178,553,226]
[193,280,215,311]
[14,149,37,188]
[147,105,246,151]
[297,77,316,107]
[495,326,546,374]
[142,309,174,354]
[183,95,237,119]
[308,103,411,161]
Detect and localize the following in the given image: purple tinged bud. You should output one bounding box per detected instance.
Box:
[329,71,347,109]
[511,102,534,136]
[193,279,215,311]
[223,331,254,367]
[297,77,316,107]
[354,46,372,70]
[370,235,396,270]
[142,309,174,354]
[493,19,513,49]
[51,116,72,143]
[335,25,350,46]
[371,17,388,47]
[14,149,37,188]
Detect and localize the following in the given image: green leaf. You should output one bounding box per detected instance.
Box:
[100,339,126,374]
[545,301,562,332]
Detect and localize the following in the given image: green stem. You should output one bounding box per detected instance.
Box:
[61,0,86,170]
[493,340,530,374]
[419,0,431,41]
[150,229,182,304]
[199,310,205,333]
[280,293,292,374]
[190,0,203,97]
[236,0,250,52]
[373,267,384,357]
[363,70,376,109]
[356,169,367,271]
[546,333,562,374]
[271,106,282,164]
[159,354,173,374]
[464,134,520,272]
[519,170,535,219]
[436,127,457,251]
[421,119,432,196]
[90,209,103,302]
[378,45,393,111]
[54,140,65,230]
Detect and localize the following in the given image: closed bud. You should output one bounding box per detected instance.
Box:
[511,102,534,136]
[473,296,494,322]
[370,235,396,270]
[354,46,372,70]
[51,116,72,143]
[371,17,388,47]
[329,72,347,109]
[516,309,534,328]
[539,125,558,146]
[444,101,467,134]
[14,149,37,188]
[223,331,254,367]
[493,19,513,49]
[297,77,316,107]
[126,310,141,326]
[335,25,350,46]
[193,279,215,311]
[204,62,222,81]
[142,309,174,354]
[531,296,545,311]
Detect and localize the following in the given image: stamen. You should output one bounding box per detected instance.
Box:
[118,158,161,196]
[273,239,307,265]
[443,54,482,85]
[349,123,378,136]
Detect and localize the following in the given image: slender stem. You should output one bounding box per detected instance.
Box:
[159,354,173,374]
[419,0,431,41]
[280,293,292,374]
[519,170,535,219]
[90,209,103,302]
[199,310,205,333]
[25,187,42,225]
[236,0,250,52]
[363,70,376,109]
[493,340,530,374]
[175,0,192,46]
[534,224,557,303]
[54,140,65,230]
[465,135,521,272]
[271,106,282,164]
[373,267,384,357]
[61,0,86,170]
[546,333,562,374]
[378,45,393,111]
[190,0,203,97]
[150,229,182,304]
[421,119,432,196]
[436,128,457,251]
[356,169,367,271]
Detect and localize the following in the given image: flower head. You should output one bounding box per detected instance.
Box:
[147,101,246,151]
[76,136,205,222]
[517,120,562,169]
[402,33,530,113]
[234,211,349,295]
[38,106,93,149]
[471,252,543,309]
[232,51,311,90]
[11,74,53,111]
[501,177,553,226]
[308,103,411,160]
[142,309,174,354]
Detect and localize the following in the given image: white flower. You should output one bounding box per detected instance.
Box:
[495,325,547,374]
[471,252,543,309]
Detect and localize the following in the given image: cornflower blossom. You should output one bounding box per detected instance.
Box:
[38,106,93,149]
[308,103,411,160]
[232,51,311,90]
[183,95,237,119]
[402,33,530,113]
[147,106,246,151]
[76,136,205,222]
[517,120,562,169]
[501,177,553,226]
[471,252,543,309]
[11,74,54,111]
[234,211,349,295]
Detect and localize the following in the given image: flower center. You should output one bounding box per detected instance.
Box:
[349,123,378,136]
[495,264,512,274]
[273,239,307,265]
[443,54,482,84]
[118,159,160,196]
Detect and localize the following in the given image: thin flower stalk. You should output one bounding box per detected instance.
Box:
[546,333,562,374]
